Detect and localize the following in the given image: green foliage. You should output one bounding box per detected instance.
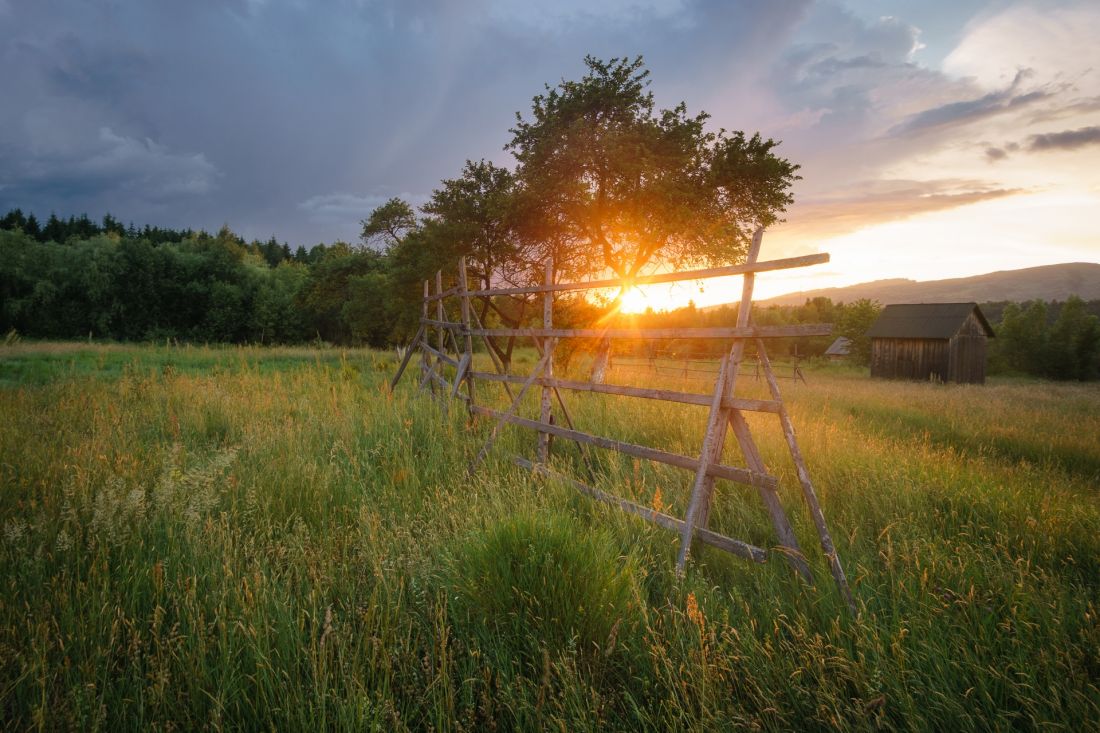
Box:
[995,296,1100,380]
[508,55,799,280]
[835,298,883,366]
[359,197,418,251]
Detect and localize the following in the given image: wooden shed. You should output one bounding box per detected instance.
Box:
[867,303,994,384]
[824,336,852,362]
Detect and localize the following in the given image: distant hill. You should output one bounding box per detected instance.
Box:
[753,262,1100,308]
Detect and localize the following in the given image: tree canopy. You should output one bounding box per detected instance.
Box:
[506,55,800,282]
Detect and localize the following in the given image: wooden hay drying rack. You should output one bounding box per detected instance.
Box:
[391,228,856,613]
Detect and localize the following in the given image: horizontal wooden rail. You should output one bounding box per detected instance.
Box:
[471,405,777,491]
[470,323,831,340]
[514,457,768,563]
[469,371,781,413]
[466,254,828,297]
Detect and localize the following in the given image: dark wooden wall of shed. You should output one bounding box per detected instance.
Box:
[871,338,949,381]
[946,312,987,384]
[871,313,988,384]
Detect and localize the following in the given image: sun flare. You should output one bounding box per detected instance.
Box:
[619,287,650,314]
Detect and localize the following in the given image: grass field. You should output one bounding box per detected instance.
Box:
[1,342,1098,731]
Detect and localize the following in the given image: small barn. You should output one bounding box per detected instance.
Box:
[824,336,852,362]
[867,303,994,384]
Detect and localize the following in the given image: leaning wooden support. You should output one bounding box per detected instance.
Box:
[421,280,435,397]
[727,408,814,583]
[468,350,552,475]
[389,324,426,390]
[515,457,767,563]
[538,259,554,464]
[757,338,857,614]
[451,352,471,399]
[457,257,476,411]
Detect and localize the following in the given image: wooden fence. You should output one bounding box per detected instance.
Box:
[391,229,855,612]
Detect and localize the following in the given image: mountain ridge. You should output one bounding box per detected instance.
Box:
[747,262,1100,308]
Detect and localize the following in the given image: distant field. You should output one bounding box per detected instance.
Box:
[1,342,1098,730]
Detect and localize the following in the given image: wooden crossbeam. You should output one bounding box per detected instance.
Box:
[468,324,831,340]
[389,324,425,391]
[468,371,782,413]
[515,457,767,563]
[470,405,777,491]
[467,253,829,297]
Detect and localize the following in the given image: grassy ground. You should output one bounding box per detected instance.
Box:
[1,342,1098,731]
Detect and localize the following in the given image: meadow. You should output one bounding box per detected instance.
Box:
[1,341,1098,731]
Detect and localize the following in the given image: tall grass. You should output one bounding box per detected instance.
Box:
[1,342,1097,730]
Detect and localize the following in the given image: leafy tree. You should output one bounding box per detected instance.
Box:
[298,244,387,343]
[1047,295,1100,380]
[421,160,521,286]
[836,299,882,366]
[419,160,527,366]
[360,198,418,251]
[997,301,1049,375]
[507,55,799,281]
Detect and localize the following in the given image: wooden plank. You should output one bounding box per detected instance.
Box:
[514,457,767,563]
[757,339,857,615]
[470,404,777,490]
[389,323,425,390]
[420,342,459,368]
[468,371,782,413]
[421,280,433,395]
[677,351,735,572]
[451,352,471,399]
[469,324,831,340]
[728,408,813,583]
[457,258,475,410]
[468,253,830,296]
[538,260,554,464]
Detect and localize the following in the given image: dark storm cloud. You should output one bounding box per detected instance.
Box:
[888,70,1052,136]
[0,0,817,243]
[1027,125,1100,151]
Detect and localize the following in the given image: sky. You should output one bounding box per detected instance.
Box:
[1,0,1098,307]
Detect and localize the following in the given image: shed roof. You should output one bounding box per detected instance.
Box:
[866,302,994,339]
[824,336,852,356]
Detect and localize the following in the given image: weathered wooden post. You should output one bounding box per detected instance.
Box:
[421,280,433,394]
[457,257,475,412]
[538,259,554,464]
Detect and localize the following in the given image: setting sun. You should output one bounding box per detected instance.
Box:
[619,286,649,313]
